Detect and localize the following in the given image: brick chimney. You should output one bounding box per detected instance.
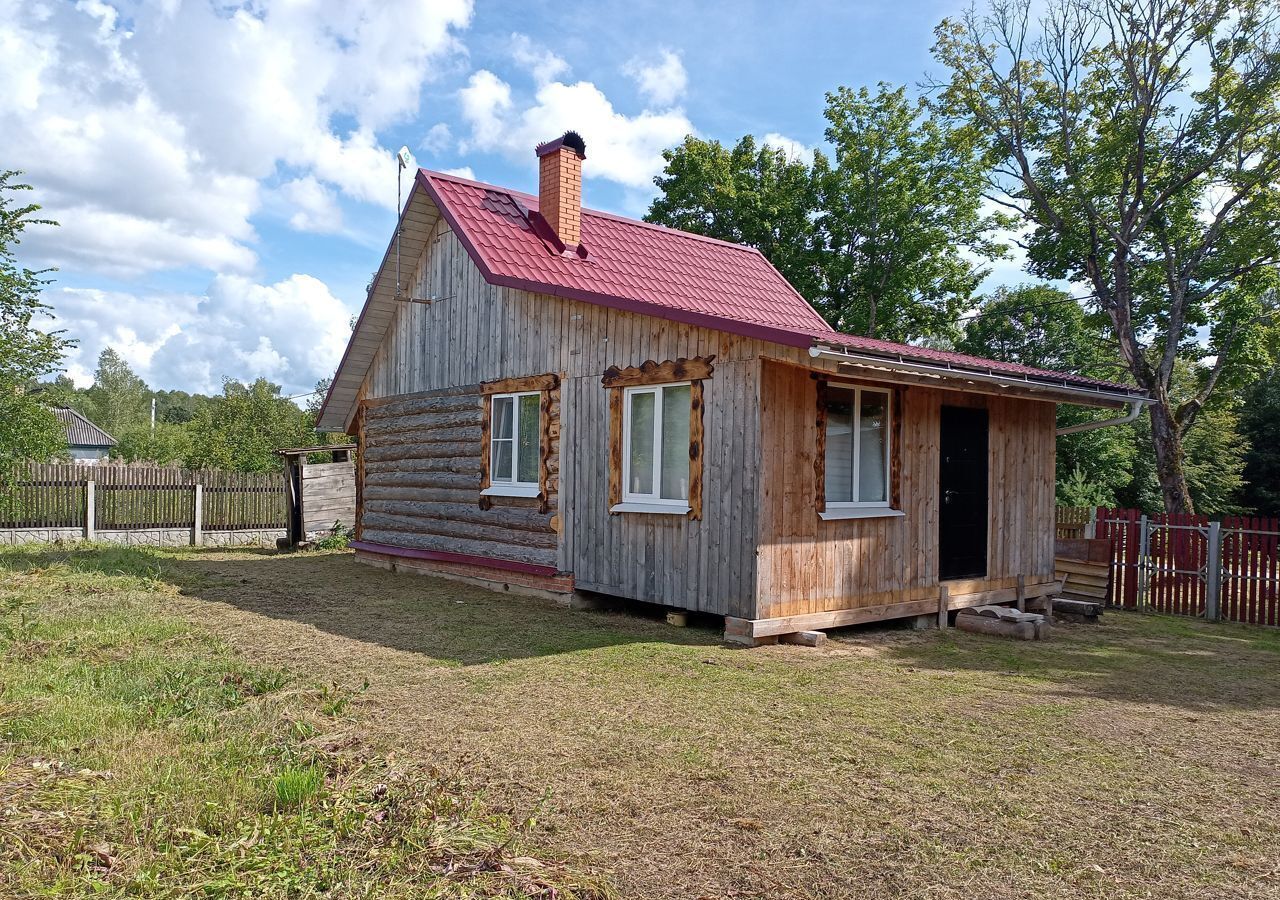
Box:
[535,131,586,248]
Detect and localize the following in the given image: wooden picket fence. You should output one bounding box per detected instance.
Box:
[1,462,286,531]
[1057,506,1280,627]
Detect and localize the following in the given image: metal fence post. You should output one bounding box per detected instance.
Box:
[1137,514,1150,608]
[84,479,95,542]
[1205,520,1222,622]
[192,483,203,547]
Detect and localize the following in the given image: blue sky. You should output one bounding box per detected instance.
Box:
[2,0,997,397]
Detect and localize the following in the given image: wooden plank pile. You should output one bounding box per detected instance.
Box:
[956,605,1051,641]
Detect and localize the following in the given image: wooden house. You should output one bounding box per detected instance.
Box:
[316,131,1146,644]
[53,407,116,464]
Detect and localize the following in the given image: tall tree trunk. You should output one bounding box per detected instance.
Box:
[1149,400,1194,514]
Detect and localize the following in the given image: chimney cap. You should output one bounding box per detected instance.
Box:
[536,130,587,160]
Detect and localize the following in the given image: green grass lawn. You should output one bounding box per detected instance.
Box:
[2,544,1278,899]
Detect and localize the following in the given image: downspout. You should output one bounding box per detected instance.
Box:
[1055,400,1147,436]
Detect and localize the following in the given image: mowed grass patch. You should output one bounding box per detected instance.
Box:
[0,545,611,899]
[4,545,1279,899]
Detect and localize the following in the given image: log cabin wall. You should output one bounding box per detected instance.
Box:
[360,384,561,569]
[755,361,1057,620]
[358,220,774,615]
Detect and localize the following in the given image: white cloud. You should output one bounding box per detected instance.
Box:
[45,274,353,396]
[421,122,453,154]
[624,50,687,108]
[282,177,344,234]
[510,33,570,85]
[0,0,473,276]
[458,71,693,189]
[442,167,477,180]
[761,132,816,165]
[459,70,514,149]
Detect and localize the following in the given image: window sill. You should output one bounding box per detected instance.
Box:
[819,507,905,521]
[482,484,541,499]
[610,501,692,516]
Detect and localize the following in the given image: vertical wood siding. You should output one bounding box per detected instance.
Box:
[755,361,1056,619]
[359,223,1056,619]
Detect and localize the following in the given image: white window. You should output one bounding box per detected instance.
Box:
[483,391,541,498]
[618,382,692,513]
[822,385,899,519]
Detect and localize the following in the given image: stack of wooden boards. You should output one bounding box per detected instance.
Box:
[1054,537,1112,606]
[956,605,1052,640]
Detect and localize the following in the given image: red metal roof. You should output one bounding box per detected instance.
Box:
[420,169,835,341]
[413,168,1138,397]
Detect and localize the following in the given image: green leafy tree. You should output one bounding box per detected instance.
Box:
[184,378,318,473]
[1117,362,1249,516]
[646,135,822,302]
[0,171,71,501]
[646,86,1004,343]
[113,423,194,466]
[932,0,1280,513]
[957,284,1137,504]
[1240,368,1280,515]
[813,84,1007,340]
[84,347,150,437]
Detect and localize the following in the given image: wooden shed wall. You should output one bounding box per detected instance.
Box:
[300,461,356,534]
[755,361,1057,620]
[359,220,775,615]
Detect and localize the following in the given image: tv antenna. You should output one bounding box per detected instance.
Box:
[395,145,412,298]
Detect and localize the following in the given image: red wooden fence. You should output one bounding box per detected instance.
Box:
[1067,507,1280,627]
[1221,516,1280,627]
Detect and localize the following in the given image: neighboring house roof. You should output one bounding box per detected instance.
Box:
[53,407,117,448]
[317,168,1141,430]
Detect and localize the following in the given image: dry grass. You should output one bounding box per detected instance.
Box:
[6,544,1280,899]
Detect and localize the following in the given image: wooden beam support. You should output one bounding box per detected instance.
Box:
[937,584,950,629]
[1016,573,1026,613]
[741,580,1062,637]
[779,630,828,648]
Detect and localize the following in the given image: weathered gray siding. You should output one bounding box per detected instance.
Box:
[359,219,776,615]
[300,460,356,534]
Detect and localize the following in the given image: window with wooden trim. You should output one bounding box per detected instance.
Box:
[622,382,692,510]
[485,391,541,497]
[603,356,712,518]
[479,373,559,510]
[820,384,901,520]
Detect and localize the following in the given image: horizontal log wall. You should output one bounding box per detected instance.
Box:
[755,361,1056,619]
[360,384,560,569]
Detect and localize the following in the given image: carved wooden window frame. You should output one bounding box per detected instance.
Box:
[479,373,559,513]
[602,356,713,519]
[814,376,903,519]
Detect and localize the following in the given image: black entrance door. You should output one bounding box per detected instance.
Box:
[939,406,989,580]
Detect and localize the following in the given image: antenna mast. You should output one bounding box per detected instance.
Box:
[395,146,411,297]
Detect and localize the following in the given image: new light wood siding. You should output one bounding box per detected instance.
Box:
[755,361,1057,619]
